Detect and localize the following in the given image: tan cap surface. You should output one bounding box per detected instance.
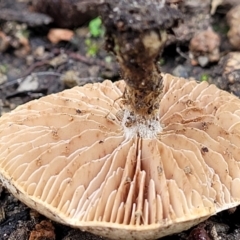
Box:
[1,74,240,239]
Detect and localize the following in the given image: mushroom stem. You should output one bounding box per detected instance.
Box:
[100,0,181,137]
[116,30,167,117]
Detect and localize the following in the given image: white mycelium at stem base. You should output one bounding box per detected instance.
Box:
[121,109,163,139]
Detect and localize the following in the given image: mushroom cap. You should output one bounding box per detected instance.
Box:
[1,74,240,239]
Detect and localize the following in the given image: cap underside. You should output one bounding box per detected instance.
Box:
[1,74,240,239]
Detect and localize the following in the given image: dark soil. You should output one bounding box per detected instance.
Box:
[1,0,240,240]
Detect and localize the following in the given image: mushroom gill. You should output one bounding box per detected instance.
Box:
[1,74,240,239]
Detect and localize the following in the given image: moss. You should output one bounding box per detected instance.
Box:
[200,73,209,82]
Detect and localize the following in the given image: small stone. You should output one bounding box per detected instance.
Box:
[61,70,80,88]
[172,65,190,78]
[198,56,209,67]
[34,46,45,58]
[17,74,39,92]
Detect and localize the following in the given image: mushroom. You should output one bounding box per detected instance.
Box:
[1,74,240,239]
[2,1,240,240]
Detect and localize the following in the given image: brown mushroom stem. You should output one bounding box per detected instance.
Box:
[115,30,167,118]
[100,0,181,137]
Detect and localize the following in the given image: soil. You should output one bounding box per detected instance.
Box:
[1,0,240,240]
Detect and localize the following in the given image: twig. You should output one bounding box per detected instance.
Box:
[19,59,50,79]
[176,46,189,59]
[1,72,62,87]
